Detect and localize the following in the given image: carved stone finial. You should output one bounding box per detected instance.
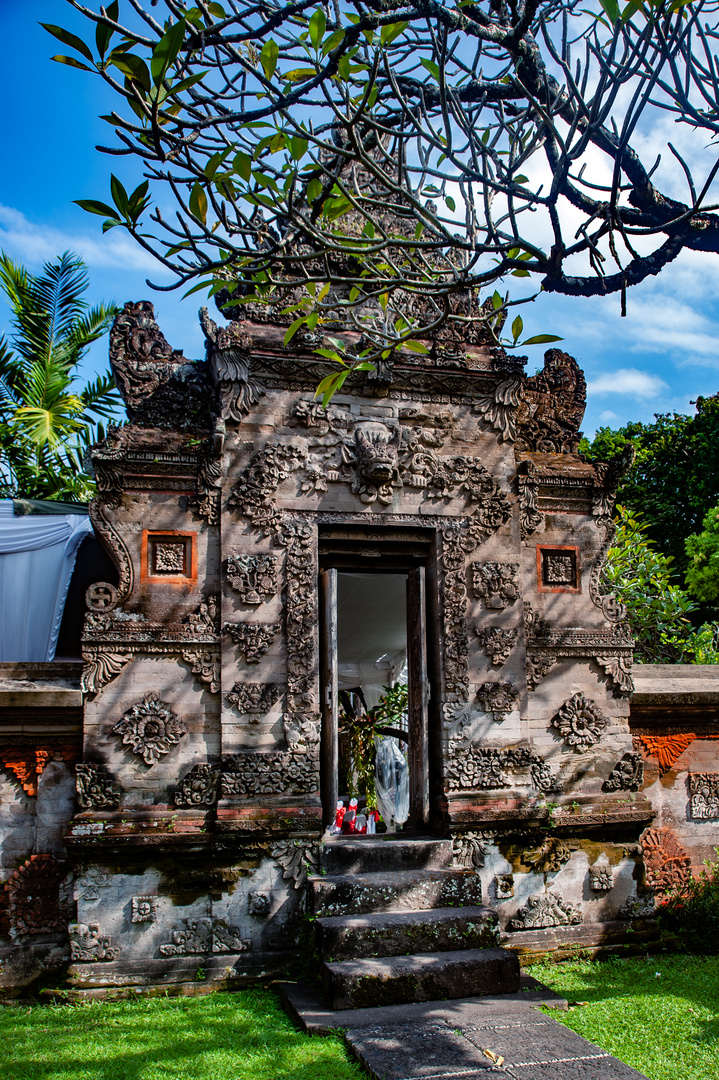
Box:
[515,349,587,454]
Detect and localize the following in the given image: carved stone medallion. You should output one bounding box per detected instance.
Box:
[131,896,157,923]
[589,864,613,891]
[112,695,185,766]
[551,693,607,751]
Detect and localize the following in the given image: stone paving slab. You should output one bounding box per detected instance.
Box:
[276,981,649,1080]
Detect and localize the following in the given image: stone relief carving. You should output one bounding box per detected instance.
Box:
[618,895,656,920]
[515,350,586,455]
[248,891,272,917]
[444,744,558,793]
[641,827,692,895]
[226,553,278,604]
[688,773,719,819]
[112,695,186,766]
[517,470,543,540]
[223,622,281,663]
[272,840,320,890]
[277,521,321,749]
[132,896,157,923]
[226,682,282,719]
[472,563,520,609]
[69,922,120,962]
[474,627,519,667]
[602,752,644,793]
[589,513,628,626]
[200,306,265,421]
[6,855,71,937]
[540,549,578,588]
[174,763,220,807]
[633,733,697,775]
[76,764,121,809]
[75,868,112,902]
[476,682,520,720]
[495,875,514,899]
[523,604,634,695]
[452,832,491,869]
[551,693,607,752]
[522,837,572,875]
[473,373,523,442]
[82,596,221,696]
[508,892,582,931]
[221,752,319,798]
[159,917,250,955]
[589,864,614,891]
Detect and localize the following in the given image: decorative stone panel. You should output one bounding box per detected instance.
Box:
[551,693,607,751]
[471,563,520,609]
[6,855,71,937]
[226,682,282,719]
[132,896,157,923]
[76,764,121,809]
[474,627,518,666]
[589,864,613,891]
[476,682,519,720]
[688,773,719,819]
[536,544,581,593]
[641,827,692,895]
[223,622,281,663]
[141,530,196,583]
[69,923,120,961]
[174,763,220,807]
[159,917,250,955]
[508,893,582,931]
[225,553,278,604]
[602,752,643,792]
[112,695,185,765]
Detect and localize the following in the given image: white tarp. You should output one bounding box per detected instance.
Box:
[0,500,93,661]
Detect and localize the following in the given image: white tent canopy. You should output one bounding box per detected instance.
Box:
[0,500,93,661]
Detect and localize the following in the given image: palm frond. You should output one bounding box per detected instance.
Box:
[32,252,90,354]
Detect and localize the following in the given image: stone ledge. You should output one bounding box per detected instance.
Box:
[501,919,661,963]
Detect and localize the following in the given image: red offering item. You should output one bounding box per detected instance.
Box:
[341,809,356,834]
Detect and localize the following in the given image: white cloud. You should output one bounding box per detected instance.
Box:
[0,203,170,277]
[599,410,620,423]
[586,368,669,400]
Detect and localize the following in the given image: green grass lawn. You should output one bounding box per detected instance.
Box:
[0,988,364,1080]
[530,954,719,1080]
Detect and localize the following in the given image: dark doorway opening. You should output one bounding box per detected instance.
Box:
[318,527,438,833]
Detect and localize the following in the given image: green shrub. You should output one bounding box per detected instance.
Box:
[657,850,719,953]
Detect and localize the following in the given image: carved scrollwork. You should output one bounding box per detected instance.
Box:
[179,647,220,694]
[88,499,134,607]
[82,649,133,696]
[69,922,120,961]
[551,693,607,752]
[223,621,281,663]
[472,563,520,609]
[508,892,582,931]
[640,827,692,895]
[226,553,278,604]
[526,650,558,690]
[200,306,265,422]
[76,764,121,809]
[688,773,719,819]
[602,752,644,792]
[522,837,572,874]
[473,373,523,442]
[517,472,543,540]
[272,839,320,890]
[226,682,282,719]
[174,763,220,807]
[159,916,250,955]
[220,751,319,798]
[112,695,185,766]
[476,681,520,720]
[444,743,558,793]
[474,627,519,667]
[451,831,491,869]
[277,520,320,749]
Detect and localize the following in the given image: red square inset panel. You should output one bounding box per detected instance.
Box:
[536,544,581,594]
[141,530,197,585]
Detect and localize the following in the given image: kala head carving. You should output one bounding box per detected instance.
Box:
[347,422,401,497]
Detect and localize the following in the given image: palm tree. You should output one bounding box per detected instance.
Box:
[0,251,120,501]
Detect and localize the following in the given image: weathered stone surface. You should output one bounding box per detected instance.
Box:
[321,839,453,876]
[323,947,520,1010]
[309,869,483,918]
[316,906,499,961]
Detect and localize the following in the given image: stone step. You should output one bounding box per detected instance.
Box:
[309,869,483,917]
[316,905,499,961]
[322,947,521,1010]
[321,838,453,875]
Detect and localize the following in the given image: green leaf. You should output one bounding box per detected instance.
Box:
[204,148,232,181]
[261,39,279,80]
[233,152,252,181]
[152,18,186,85]
[381,21,408,46]
[50,55,94,72]
[170,70,207,94]
[446,195,456,212]
[322,29,345,55]
[110,52,151,91]
[511,315,523,342]
[101,218,121,232]
[283,68,317,83]
[189,182,208,223]
[420,58,440,82]
[74,199,118,218]
[309,9,326,49]
[491,290,503,310]
[182,278,214,299]
[599,0,621,20]
[95,1,118,59]
[288,136,308,161]
[41,24,94,63]
[316,368,351,407]
[306,177,323,203]
[403,340,430,354]
[110,175,130,217]
[284,316,307,345]
[511,269,530,277]
[207,2,227,17]
[521,334,564,345]
[128,180,150,219]
[514,174,529,183]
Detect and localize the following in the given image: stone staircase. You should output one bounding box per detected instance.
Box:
[308,837,520,1009]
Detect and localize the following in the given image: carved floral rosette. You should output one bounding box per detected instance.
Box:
[112,695,185,766]
[551,693,607,752]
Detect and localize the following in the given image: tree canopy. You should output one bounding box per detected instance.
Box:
[580,393,719,578]
[0,252,120,501]
[49,0,719,366]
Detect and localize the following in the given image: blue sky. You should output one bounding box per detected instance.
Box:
[2,1,718,437]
